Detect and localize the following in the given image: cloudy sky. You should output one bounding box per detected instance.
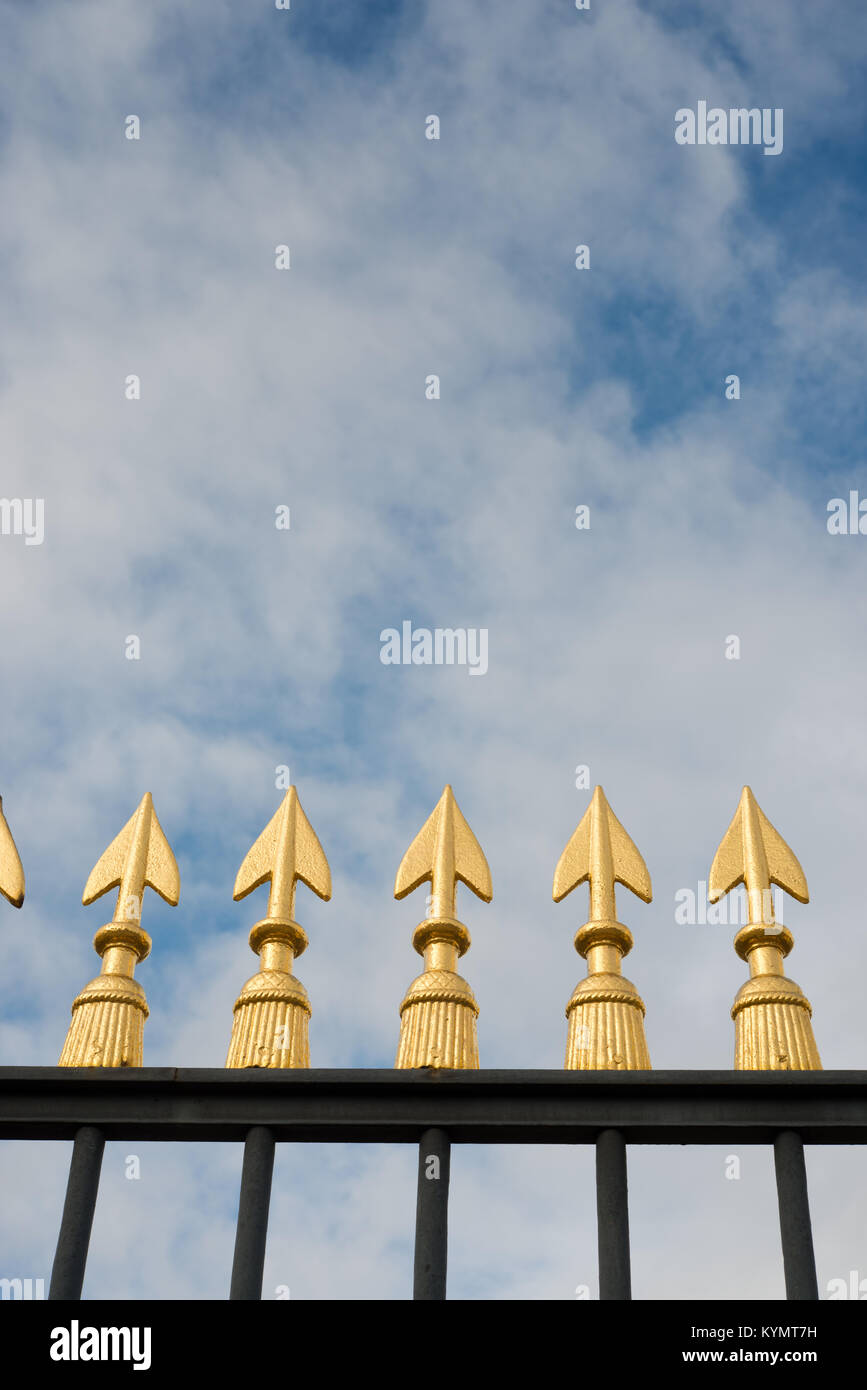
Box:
[1,0,866,1300]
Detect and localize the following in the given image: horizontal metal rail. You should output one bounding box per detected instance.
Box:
[0,1068,865,1143]
[1,1069,856,1302]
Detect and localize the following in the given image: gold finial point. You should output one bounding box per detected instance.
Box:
[226,787,331,1070]
[710,787,820,1070]
[709,785,808,925]
[394,783,492,921]
[82,791,180,922]
[61,793,179,1067]
[233,785,331,920]
[0,796,25,909]
[394,786,490,1069]
[553,784,652,921]
[554,786,652,1071]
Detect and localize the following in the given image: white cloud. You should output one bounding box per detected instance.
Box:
[0,0,864,1301]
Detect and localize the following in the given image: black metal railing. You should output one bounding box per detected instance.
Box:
[2,1068,865,1301]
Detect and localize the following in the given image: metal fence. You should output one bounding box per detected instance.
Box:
[4,1067,865,1301]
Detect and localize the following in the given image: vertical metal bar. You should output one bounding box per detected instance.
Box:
[49,1125,105,1300]
[230,1126,276,1300]
[774,1130,818,1300]
[596,1128,632,1300]
[413,1127,450,1300]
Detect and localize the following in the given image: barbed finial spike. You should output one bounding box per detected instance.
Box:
[226,786,331,1069]
[710,786,820,1070]
[0,795,25,909]
[60,793,179,1067]
[554,785,652,1071]
[394,785,491,1070]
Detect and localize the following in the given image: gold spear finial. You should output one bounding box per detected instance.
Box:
[554,785,652,918]
[0,796,25,909]
[82,792,180,921]
[395,784,492,918]
[394,785,491,1069]
[226,786,331,1069]
[709,786,821,1070]
[553,785,652,1070]
[60,793,180,1067]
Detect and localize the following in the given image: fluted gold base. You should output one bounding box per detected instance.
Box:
[563,919,651,1070]
[396,969,479,1068]
[565,973,651,1069]
[226,970,311,1068]
[732,976,822,1070]
[59,974,148,1067]
[732,924,822,1070]
[59,921,151,1068]
[226,917,312,1068]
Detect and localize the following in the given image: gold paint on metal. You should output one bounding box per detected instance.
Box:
[59,793,180,1067]
[394,785,491,1069]
[0,795,25,908]
[226,786,331,1068]
[709,785,821,1070]
[554,785,652,1069]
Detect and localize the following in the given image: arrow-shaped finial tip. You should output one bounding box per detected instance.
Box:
[233,785,331,909]
[0,795,24,909]
[709,785,808,909]
[552,784,651,909]
[394,783,491,909]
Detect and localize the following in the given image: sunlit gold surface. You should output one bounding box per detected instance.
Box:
[395,785,491,1068]
[59,793,179,1067]
[0,796,25,909]
[709,786,821,1070]
[554,786,652,1069]
[226,787,331,1069]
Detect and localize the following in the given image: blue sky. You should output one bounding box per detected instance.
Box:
[1,0,867,1299]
